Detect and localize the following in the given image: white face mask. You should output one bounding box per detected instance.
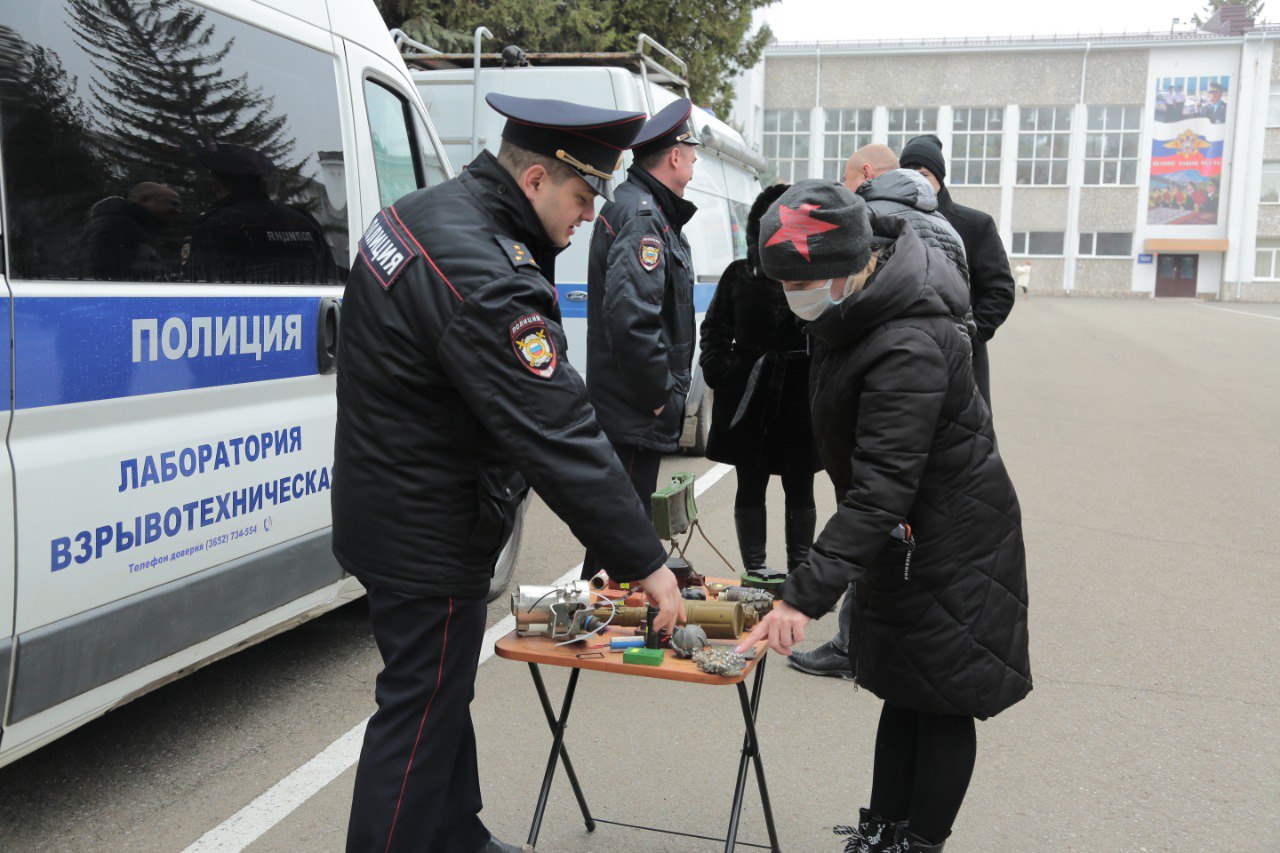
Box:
[785,277,849,321]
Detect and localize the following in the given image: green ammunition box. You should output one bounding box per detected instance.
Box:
[622,647,665,667]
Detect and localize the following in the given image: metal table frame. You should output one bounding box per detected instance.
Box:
[522,653,781,851]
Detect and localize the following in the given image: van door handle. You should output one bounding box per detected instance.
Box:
[317,297,341,375]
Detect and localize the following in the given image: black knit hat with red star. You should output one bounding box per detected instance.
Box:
[758,179,872,281]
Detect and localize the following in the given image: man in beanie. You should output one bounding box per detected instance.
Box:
[740,179,1031,853]
[900,133,1014,409]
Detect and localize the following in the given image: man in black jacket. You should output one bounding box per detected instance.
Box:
[334,94,684,853]
[581,99,701,581]
[899,134,1015,408]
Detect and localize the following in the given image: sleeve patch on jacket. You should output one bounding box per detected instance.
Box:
[639,235,662,272]
[496,235,540,270]
[357,211,416,290]
[510,313,558,379]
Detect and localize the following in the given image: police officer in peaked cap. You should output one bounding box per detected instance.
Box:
[184,141,336,284]
[581,98,702,581]
[333,94,686,853]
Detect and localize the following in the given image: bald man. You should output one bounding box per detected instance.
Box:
[841,144,968,281]
[82,181,182,281]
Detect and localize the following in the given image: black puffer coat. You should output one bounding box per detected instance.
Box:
[699,186,822,475]
[858,169,969,282]
[783,215,1031,720]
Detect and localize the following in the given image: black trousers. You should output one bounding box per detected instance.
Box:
[733,464,816,511]
[580,442,663,580]
[868,701,977,845]
[347,588,489,853]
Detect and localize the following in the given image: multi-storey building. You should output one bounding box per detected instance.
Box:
[732,15,1280,300]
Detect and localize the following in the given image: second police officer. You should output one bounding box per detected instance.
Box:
[333,94,686,853]
[581,99,701,580]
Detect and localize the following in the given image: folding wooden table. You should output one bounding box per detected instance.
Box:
[494,623,781,851]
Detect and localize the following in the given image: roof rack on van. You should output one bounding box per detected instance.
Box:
[395,30,692,112]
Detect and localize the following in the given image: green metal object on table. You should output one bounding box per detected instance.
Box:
[622,647,665,667]
[742,568,787,596]
[651,471,698,539]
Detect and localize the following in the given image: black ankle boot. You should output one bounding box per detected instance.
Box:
[890,826,945,852]
[833,808,901,853]
[733,506,771,573]
[784,507,816,570]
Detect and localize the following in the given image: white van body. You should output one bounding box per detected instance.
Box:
[0,0,451,767]
[408,44,766,451]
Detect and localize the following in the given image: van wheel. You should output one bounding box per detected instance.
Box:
[685,389,710,457]
[488,499,526,602]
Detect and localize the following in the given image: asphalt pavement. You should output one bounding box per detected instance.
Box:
[1,297,1277,852]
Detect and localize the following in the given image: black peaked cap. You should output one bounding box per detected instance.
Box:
[486,93,646,201]
[631,98,703,159]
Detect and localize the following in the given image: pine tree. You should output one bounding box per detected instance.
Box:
[1191,0,1265,27]
[373,0,774,117]
[67,0,308,206]
[0,26,113,276]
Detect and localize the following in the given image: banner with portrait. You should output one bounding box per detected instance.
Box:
[1148,74,1229,225]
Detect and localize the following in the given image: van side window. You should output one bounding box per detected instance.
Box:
[364,79,429,207]
[0,1,349,283]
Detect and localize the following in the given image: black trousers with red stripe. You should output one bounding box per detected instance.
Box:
[347,587,489,853]
[580,442,663,580]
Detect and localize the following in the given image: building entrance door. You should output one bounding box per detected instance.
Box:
[1155,254,1198,297]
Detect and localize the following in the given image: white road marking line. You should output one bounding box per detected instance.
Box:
[183,462,734,852]
[1195,302,1280,322]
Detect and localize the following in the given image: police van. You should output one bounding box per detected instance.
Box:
[0,0,452,767]
[402,34,768,455]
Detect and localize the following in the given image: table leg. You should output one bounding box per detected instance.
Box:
[724,657,781,852]
[528,665,583,847]
[743,658,780,852]
[527,663,596,832]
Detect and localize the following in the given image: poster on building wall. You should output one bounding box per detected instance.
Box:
[1148,74,1229,225]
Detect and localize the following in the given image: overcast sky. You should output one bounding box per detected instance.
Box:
[760,0,1258,43]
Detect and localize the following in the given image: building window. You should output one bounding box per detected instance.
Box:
[1256,239,1280,279]
[1079,232,1133,256]
[887,107,938,157]
[1016,107,1071,185]
[1011,231,1065,256]
[763,109,811,183]
[1269,84,1280,127]
[1084,106,1141,185]
[1262,161,1280,204]
[822,108,873,182]
[951,107,1003,185]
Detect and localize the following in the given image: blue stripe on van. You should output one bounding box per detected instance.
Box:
[554,282,717,319]
[13,296,319,409]
[1,295,11,413]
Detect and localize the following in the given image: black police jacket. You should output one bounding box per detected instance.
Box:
[332,152,669,598]
[585,166,697,452]
[185,189,337,284]
[784,218,1031,719]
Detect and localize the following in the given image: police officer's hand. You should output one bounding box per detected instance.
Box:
[735,601,811,656]
[653,404,666,416]
[637,566,685,635]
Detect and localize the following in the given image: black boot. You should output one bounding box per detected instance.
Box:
[734,506,772,573]
[833,808,901,853]
[785,506,816,570]
[890,826,945,852]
